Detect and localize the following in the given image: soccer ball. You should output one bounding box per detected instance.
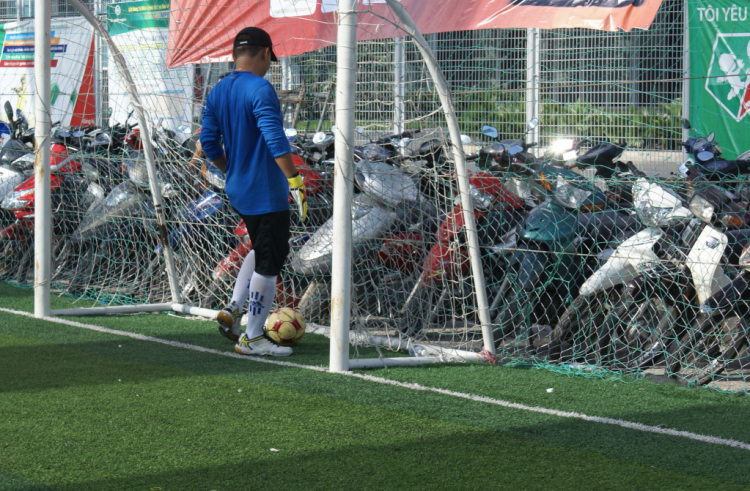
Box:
[264,308,306,346]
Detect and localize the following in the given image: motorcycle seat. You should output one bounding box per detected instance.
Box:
[577,210,637,238]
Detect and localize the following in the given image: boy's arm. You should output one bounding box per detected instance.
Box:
[200,95,226,172]
[253,83,293,175]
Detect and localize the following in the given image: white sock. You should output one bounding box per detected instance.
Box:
[245,273,276,339]
[230,249,255,310]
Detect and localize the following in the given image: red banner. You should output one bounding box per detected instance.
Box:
[167,0,663,68]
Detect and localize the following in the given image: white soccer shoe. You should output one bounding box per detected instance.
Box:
[217,301,242,342]
[235,333,293,357]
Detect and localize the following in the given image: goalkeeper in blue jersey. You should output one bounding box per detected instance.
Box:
[200,27,307,357]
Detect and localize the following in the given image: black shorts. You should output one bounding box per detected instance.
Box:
[238,210,291,276]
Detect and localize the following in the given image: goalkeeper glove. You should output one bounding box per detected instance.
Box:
[288,173,307,222]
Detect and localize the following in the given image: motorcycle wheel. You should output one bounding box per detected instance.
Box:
[669,314,749,386]
[493,287,539,353]
[599,295,679,371]
[547,290,611,362]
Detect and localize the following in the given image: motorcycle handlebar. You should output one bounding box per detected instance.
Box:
[626,161,646,177]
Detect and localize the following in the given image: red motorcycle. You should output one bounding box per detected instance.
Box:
[381,171,526,337]
[0,144,93,280]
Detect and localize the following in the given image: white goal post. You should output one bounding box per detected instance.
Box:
[33,0,497,371]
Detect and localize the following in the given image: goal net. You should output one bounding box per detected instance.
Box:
[4,0,750,389]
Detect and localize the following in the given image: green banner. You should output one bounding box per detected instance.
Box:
[688,0,750,158]
[107,0,170,36]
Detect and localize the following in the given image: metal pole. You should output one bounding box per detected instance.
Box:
[681,0,690,162]
[526,28,540,152]
[67,0,182,303]
[16,0,21,21]
[94,0,102,127]
[393,37,405,135]
[33,0,51,318]
[385,0,495,356]
[329,0,358,373]
[281,57,292,129]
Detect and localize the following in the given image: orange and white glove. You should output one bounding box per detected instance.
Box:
[288,173,307,222]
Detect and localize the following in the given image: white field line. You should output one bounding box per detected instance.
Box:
[2,306,750,452]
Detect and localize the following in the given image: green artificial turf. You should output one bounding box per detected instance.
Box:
[2,282,750,489]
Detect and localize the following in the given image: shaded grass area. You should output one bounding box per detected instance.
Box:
[1,330,748,491]
[2,283,750,489]
[0,282,392,366]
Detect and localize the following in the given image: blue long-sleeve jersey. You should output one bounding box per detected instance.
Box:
[200,71,292,215]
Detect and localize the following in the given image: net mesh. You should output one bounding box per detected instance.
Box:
[2,0,750,391]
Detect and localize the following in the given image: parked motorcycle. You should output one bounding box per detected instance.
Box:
[490,143,639,352]
[565,166,750,370]
[545,173,693,362]
[666,241,750,385]
[0,143,94,281]
[288,156,435,322]
[56,138,185,298]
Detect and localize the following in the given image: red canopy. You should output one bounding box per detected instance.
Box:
[167,0,663,68]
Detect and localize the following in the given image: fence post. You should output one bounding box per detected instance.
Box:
[681,0,690,161]
[393,36,405,135]
[526,28,540,150]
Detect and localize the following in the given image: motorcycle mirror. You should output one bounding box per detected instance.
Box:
[312,131,327,144]
[681,118,691,130]
[481,125,498,139]
[355,126,364,134]
[127,102,135,114]
[527,118,539,131]
[707,132,715,143]
[508,144,524,156]
[460,134,472,145]
[330,124,337,133]
[285,128,298,138]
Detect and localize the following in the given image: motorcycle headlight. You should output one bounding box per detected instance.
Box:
[453,185,494,211]
[1,188,33,210]
[699,303,714,315]
[635,201,674,228]
[688,194,714,222]
[740,242,750,270]
[10,153,35,172]
[126,158,150,190]
[553,176,591,209]
[81,161,100,182]
[104,182,137,207]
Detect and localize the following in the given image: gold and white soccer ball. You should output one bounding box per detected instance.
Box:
[264,308,306,346]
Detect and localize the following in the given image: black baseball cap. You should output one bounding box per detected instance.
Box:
[234,27,278,61]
